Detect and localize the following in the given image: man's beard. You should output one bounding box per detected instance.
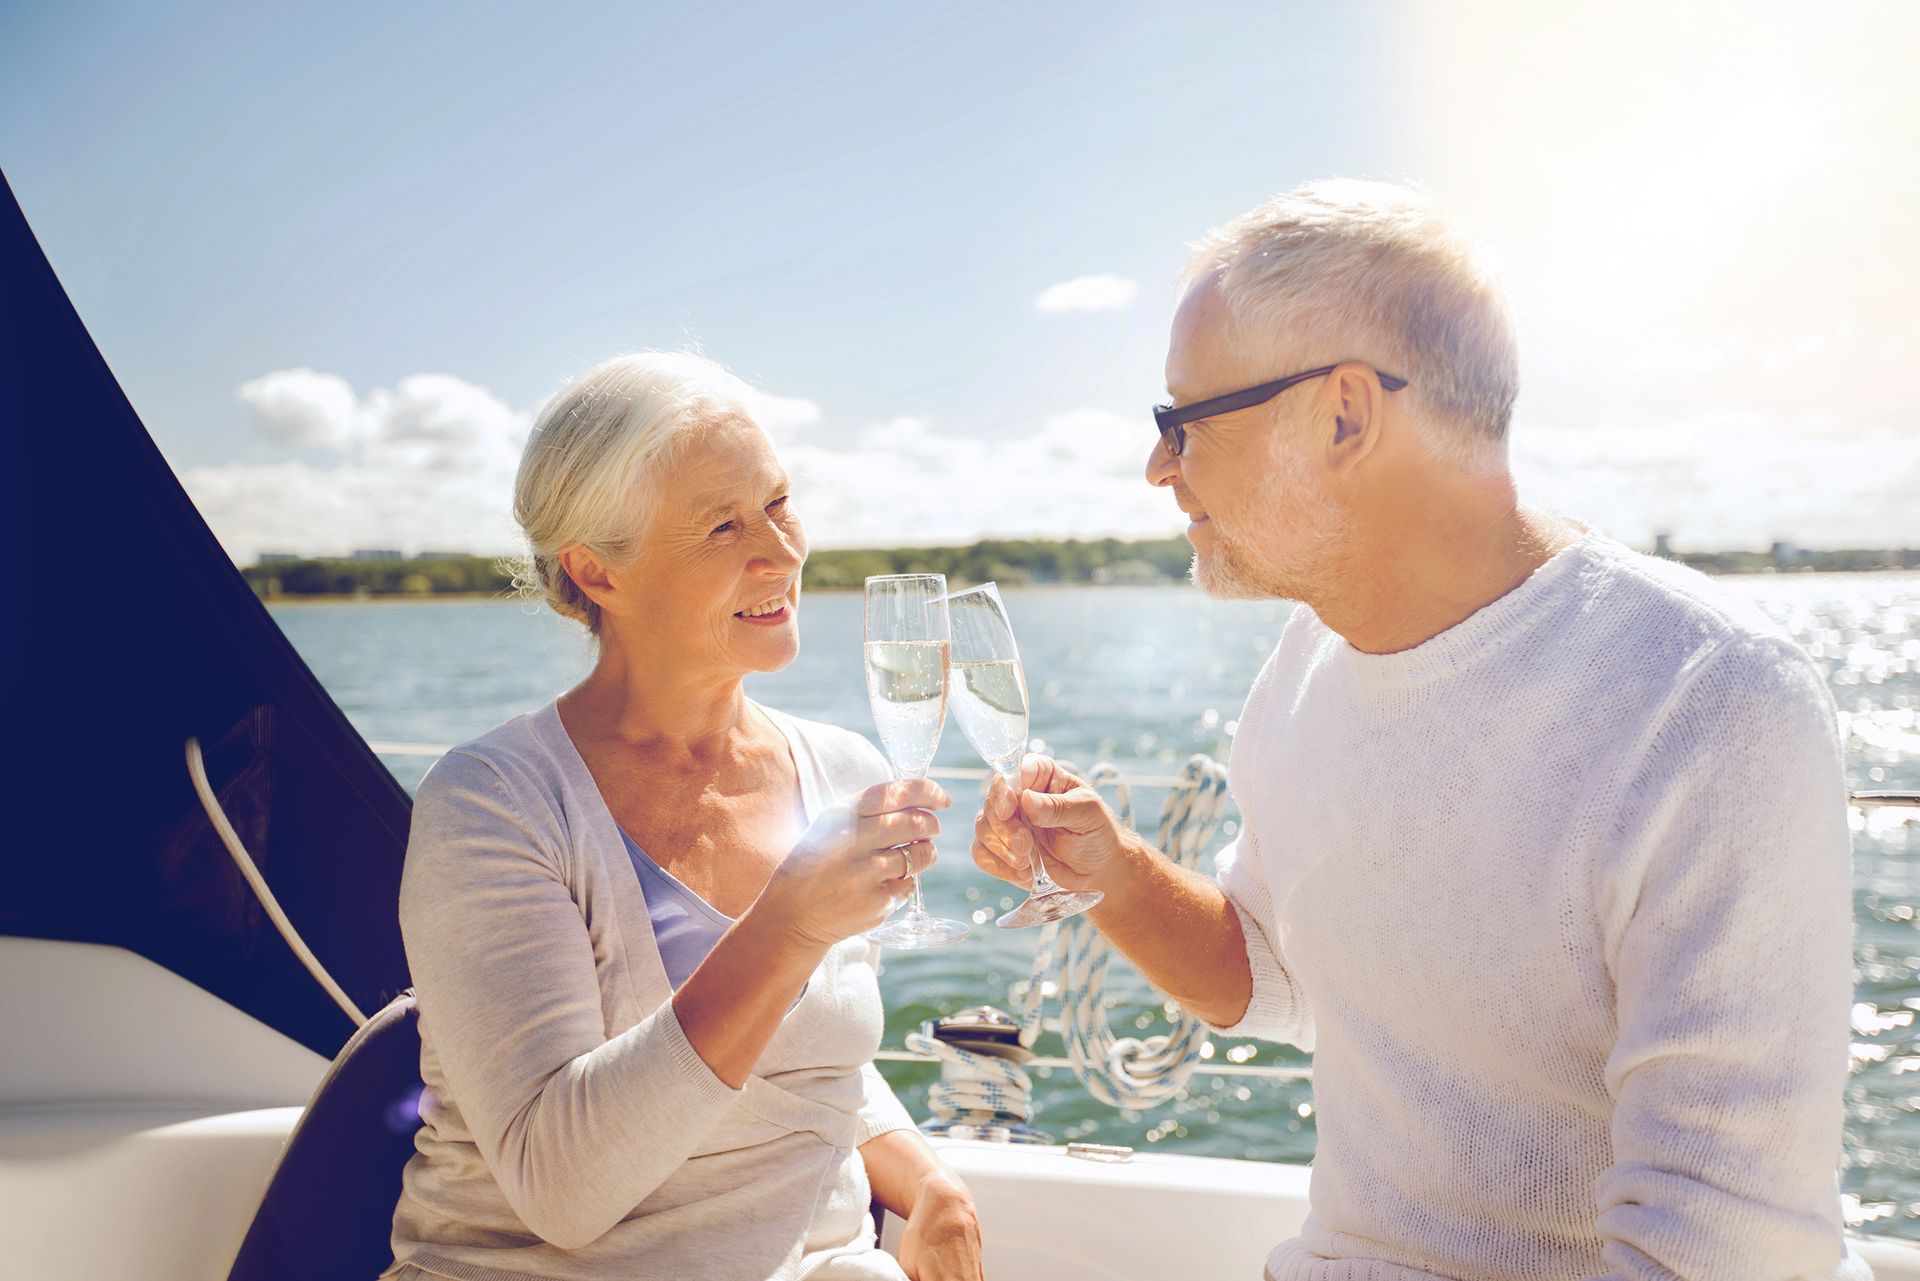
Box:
[1189,454,1346,603]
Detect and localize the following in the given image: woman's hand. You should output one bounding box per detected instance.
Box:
[756,778,950,949]
[897,1175,983,1281]
[972,754,1131,892]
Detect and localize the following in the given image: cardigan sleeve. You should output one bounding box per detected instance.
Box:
[400,749,744,1251]
[854,1060,918,1144]
[799,719,922,1144]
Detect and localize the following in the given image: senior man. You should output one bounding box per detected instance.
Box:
[972,181,1864,1281]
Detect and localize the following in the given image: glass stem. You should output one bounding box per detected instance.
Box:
[1000,764,1058,895]
[902,770,930,917]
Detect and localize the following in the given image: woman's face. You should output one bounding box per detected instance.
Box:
[611,415,807,679]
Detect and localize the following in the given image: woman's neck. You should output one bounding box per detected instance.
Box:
[558,644,753,759]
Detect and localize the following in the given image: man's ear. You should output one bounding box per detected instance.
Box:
[1325,363,1387,475]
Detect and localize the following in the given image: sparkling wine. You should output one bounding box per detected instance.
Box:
[950,658,1029,774]
[863,640,950,776]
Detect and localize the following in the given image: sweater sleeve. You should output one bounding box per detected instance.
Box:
[1208,631,1315,1050]
[1588,638,1865,1281]
[1211,828,1315,1048]
[400,750,745,1251]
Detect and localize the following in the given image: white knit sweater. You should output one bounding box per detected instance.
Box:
[1214,531,1867,1281]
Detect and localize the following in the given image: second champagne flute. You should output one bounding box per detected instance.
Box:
[945,581,1104,928]
[863,573,970,949]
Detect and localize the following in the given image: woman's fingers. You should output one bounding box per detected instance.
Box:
[860,807,941,849]
[875,839,937,885]
[856,778,951,817]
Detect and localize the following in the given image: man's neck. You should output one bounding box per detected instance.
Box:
[1309,491,1585,656]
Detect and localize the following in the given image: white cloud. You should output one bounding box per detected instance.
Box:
[1510,408,1920,550]
[188,370,531,564]
[1035,273,1139,314]
[744,389,824,441]
[197,360,1920,574]
[783,408,1168,549]
[236,368,364,447]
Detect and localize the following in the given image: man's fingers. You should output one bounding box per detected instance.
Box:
[1019,785,1098,832]
[986,772,1023,822]
[972,808,1026,872]
[1019,753,1085,797]
[971,835,1033,887]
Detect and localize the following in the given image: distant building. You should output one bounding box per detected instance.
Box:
[1653,531,1673,558]
[350,548,405,562]
[255,551,302,565]
[1770,540,1803,567]
[415,549,473,561]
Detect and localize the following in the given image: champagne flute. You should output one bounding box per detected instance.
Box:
[945,582,1103,928]
[863,573,970,949]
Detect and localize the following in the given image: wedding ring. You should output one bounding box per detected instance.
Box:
[898,847,913,880]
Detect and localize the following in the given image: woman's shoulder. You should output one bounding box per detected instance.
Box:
[412,703,575,824]
[756,704,891,796]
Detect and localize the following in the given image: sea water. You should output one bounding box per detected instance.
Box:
[270,574,1920,1240]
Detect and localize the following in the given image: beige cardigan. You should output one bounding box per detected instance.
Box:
[382,699,916,1281]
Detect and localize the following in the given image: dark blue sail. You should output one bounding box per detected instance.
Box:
[0,170,411,1058]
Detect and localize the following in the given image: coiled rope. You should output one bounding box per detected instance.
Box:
[911,754,1232,1133]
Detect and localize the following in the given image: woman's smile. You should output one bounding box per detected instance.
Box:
[734,590,795,626]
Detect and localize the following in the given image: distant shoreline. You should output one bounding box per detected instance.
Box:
[243,537,1920,602]
[257,564,1920,606]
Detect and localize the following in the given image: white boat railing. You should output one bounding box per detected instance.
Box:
[872,1047,1313,1080]
[365,739,1917,1086]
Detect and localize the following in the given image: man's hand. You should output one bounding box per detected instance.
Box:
[973,753,1257,1029]
[971,755,1135,892]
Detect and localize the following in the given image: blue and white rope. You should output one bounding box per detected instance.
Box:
[903,1028,1037,1127]
[910,754,1230,1130]
[1019,754,1231,1110]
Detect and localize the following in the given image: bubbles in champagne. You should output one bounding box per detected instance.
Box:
[950,658,1030,774]
[864,640,950,776]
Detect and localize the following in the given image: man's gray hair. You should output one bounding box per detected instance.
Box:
[1182,179,1518,461]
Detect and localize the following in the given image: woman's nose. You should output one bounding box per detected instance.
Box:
[753,517,805,574]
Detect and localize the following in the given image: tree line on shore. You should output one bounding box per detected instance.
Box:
[241,539,1920,600]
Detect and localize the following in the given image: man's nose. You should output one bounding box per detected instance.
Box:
[1144,432,1180,488]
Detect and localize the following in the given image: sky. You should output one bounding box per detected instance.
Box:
[3,0,1916,564]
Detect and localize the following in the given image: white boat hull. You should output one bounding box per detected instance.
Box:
[7,939,1918,1280]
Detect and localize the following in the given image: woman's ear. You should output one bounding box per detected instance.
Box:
[557,545,620,616]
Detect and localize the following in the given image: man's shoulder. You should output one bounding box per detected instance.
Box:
[1567,536,1806,682]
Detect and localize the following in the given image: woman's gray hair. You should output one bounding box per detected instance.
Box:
[507,351,761,634]
[1181,179,1518,464]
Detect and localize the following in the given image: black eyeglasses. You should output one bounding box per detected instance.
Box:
[1152,364,1409,457]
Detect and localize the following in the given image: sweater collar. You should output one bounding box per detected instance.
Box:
[1319,528,1616,691]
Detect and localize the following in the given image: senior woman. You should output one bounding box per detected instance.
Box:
[381,352,983,1281]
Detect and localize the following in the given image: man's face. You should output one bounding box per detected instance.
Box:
[1150,278,1348,603]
